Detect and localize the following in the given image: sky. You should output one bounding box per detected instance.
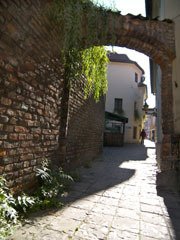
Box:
[93,0,156,108]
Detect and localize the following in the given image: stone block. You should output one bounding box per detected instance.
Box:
[0,115,9,123]
[0,149,7,157]
[1,97,12,106]
[4,164,14,172]
[9,133,19,140]
[15,126,28,133]
[4,125,14,132]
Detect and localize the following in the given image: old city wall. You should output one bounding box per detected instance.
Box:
[0,0,104,192]
[66,80,105,168]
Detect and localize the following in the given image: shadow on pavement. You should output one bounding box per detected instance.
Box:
[157,188,180,239]
[28,144,148,219]
[58,144,148,204]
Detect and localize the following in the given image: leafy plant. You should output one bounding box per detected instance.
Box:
[36,158,52,183]
[47,0,113,50]
[15,194,35,214]
[0,159,74,239]
[0,176,38,239]
[35,158,73,201]
[82,46,108,100]
[46,0,113,101]
[0,176,18,239]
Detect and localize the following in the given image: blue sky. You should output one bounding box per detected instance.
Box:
[93,0,155,108]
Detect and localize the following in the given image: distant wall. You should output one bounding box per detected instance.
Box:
[66,80,105,168]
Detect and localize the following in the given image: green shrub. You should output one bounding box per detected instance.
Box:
[15,194,36,214]
[34,158,73,206]
[0,176,18,239]
[0,159,74,239]
[0,176,38,239]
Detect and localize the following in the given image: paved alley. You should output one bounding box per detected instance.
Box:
[9,140,180,240]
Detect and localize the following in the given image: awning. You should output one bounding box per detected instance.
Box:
[105,111,128,123]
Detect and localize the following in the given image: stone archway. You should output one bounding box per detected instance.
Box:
[90,11,176,172]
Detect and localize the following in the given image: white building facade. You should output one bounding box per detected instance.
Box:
[105,53,147,143]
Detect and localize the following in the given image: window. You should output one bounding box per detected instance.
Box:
[114,98,123,114]
[133,126,137,139]
[135,73,138,83]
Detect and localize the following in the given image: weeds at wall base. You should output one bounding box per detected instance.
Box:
[0,159,73,239]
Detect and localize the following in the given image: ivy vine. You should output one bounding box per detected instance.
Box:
[47,0,119,100]
[82,46,108,100]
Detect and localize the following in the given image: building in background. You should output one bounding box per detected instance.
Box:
[105,53,147,144]
[144,108,157,141]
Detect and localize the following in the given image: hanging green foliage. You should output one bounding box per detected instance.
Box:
[82,46,108,100]
[62,46,109,101]
[46,0,117,100]
[48,0,112,49]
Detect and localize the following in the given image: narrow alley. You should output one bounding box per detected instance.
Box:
[10,141,180,240]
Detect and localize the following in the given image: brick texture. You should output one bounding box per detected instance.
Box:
[66,79,105,168]
[0,0,105,192]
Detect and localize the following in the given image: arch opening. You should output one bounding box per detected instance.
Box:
[93,10,176,173]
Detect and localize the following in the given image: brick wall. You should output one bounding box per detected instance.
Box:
[0,58,64,192]
[0,0,65,192]
[0,0,105,192]
[66,79,105,168]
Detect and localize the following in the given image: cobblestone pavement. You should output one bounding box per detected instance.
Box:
[9,140,180,240]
